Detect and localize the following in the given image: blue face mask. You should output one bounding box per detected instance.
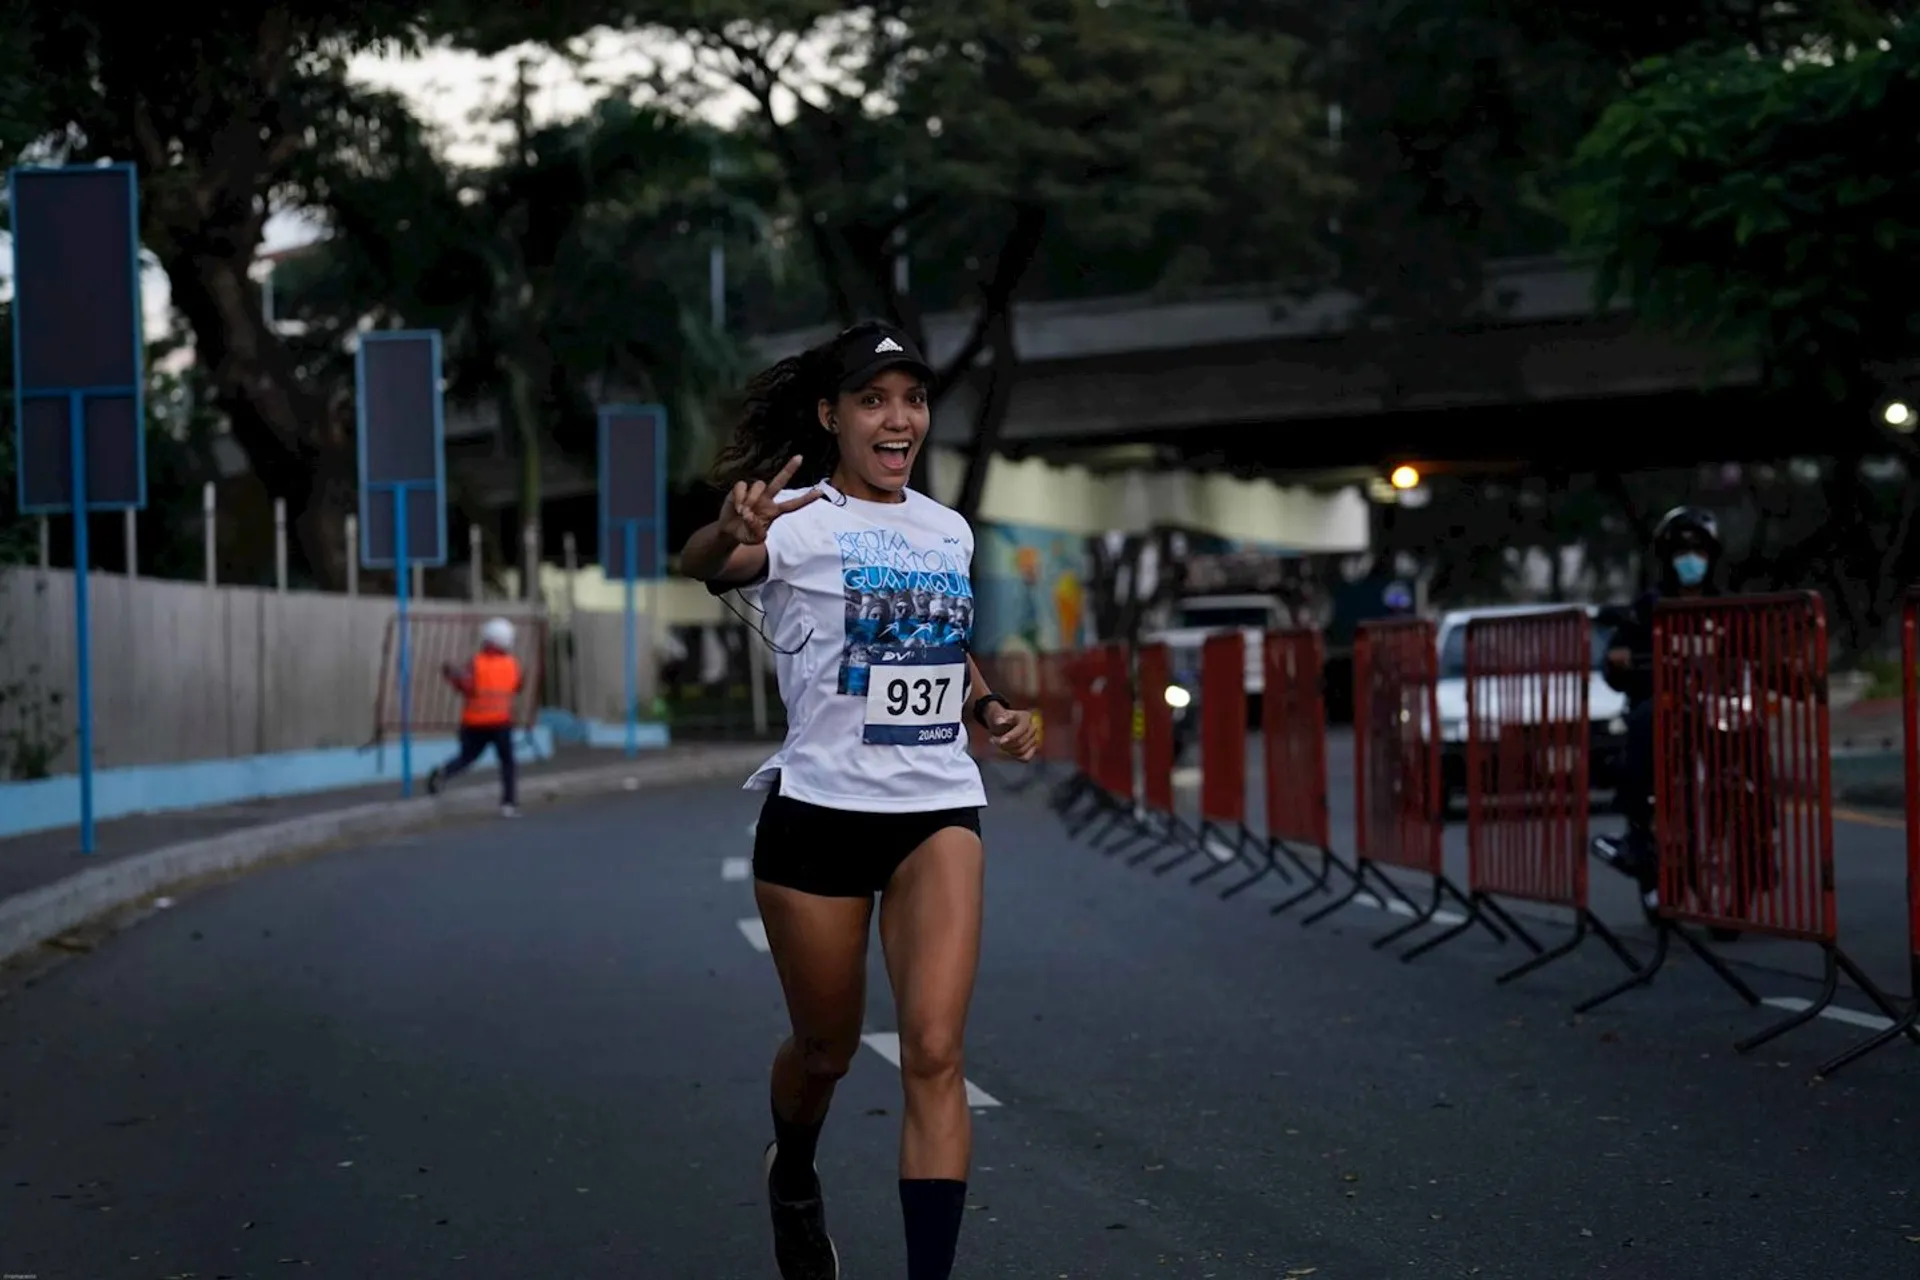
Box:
[1672,553,1709,587]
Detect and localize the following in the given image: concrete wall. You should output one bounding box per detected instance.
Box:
[0,568,547,777]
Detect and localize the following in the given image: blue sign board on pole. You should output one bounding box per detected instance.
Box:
[597,404,667,757]
[355,330,448,796]
[9,163,149,854]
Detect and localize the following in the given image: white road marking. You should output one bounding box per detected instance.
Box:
[1761,996,1899,1033]
[1203,837,1240,863]
[722,857,751,882]
[736,918,770,952]
[1352,891,1468,928]
[860,1032,1002,1108]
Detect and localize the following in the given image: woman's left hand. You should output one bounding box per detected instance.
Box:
[988,707,1039,763]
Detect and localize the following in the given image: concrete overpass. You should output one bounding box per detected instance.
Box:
[753,255,1771,477]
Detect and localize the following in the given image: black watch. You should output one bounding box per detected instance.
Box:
[971,693,1013,728]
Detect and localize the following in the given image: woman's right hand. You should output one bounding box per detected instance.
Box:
[717,454,823,546]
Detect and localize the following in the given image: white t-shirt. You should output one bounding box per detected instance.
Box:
[731,485,987,813]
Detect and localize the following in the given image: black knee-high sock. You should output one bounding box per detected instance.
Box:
[769,1101,824,1199]
[900,1178,967,1280]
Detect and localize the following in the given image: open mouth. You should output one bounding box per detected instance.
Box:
[875,440,912,475]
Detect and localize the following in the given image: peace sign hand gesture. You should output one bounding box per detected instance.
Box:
[718,455,823,546]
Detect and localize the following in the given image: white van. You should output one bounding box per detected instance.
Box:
[1432,604,1630,812]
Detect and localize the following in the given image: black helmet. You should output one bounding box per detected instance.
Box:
[1652,506,1720,559]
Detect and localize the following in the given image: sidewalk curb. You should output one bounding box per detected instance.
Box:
[0,745,769,968]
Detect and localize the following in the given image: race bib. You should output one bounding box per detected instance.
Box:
[863,645,968,746]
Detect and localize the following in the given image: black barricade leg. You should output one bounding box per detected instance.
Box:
[1372,877,1444,951]
[1190,824,1266,886]
[1733,947,1840,1055]
[1271,843,1360,916]
[1576,924,1670,1015]
[1220,833,1290,899]
[1106,809,1169,860]
[1302,857,1415,927]
[1127,816,1187,867]
[1574,918,1760,1016]
[1149,817,1210,875]
[1084,800,1132,848]
[1818,994,1920,1079]
[1737,943,1919,1062]
[1399,884,1519,962]
[1494,909,1643,987]
[1090,804,1145,854]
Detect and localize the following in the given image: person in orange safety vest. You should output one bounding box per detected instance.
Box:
[426,616,525,815]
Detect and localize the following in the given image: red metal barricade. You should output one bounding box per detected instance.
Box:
[373,611,548,743]
[1065,644,1130,794]
[1036,651,1078,766]
[1071,649,1098,780]
[969,649,1038,756]
[1582,591,1914,1064]
[1262,629,1330,850]
[1464,609,1591,909]
[1138,643,1176,814]
[1351,618,1442,875]
[1651,593,1830,941]
[1199,632,1247,827]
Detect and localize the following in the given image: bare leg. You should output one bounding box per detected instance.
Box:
[756,881,873,1133]
[755,880,872,1278]
[880,825,985,1279]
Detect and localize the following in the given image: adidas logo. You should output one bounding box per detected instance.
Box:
[874,336,904,354]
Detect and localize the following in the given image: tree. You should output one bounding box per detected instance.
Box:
[642,0,1340,511]
[274,89,747,592]
[0,2,674,589]
[1562,17,1918,412]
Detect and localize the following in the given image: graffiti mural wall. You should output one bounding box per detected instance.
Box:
[970,521,1091,657]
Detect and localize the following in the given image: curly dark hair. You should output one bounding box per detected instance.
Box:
[708,320,907,491]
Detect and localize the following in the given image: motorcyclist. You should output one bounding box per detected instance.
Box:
[1591,506,1723,908]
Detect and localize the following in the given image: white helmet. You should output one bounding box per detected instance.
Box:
[482,617,515,650]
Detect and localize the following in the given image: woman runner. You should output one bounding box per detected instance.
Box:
[681,320,1039,1279]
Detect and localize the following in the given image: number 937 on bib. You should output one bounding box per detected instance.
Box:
[863,644,969,746]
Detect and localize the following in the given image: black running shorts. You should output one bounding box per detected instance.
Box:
[751,786,982,898]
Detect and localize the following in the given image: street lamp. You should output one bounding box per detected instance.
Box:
[1884,400,1914,432]
[1389,464,1421,490]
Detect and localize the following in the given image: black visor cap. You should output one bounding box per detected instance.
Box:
[827,323,934,394]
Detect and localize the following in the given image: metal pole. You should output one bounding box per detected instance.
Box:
[470,524,483,602]
[203,481,217,586]
[562,530,580,714]
[522,521,539,604]
[394,487,414,797]
[123,508,137,579]
[624,520,638,758]
[748,629,769,738]
[68,393,96,854]
[274,498,288,592]
[38,516,50,570]
[562,532,578,613]
[412,563,424,600]
[345,514,360,596]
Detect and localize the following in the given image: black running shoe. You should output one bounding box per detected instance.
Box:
[425,767,444,796]
[1591,831,1653,879]
[763,1141,839,1280]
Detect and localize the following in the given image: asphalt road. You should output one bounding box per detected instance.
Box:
[4,772,1920,1279]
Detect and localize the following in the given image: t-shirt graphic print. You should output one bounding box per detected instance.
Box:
[835,525,975,698]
